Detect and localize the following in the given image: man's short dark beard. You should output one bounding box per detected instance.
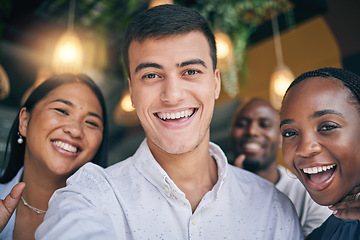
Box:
[242,159,262,173]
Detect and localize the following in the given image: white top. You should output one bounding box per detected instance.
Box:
[36,140,303,239]
[0,168,23,240]
[276,165,332,237]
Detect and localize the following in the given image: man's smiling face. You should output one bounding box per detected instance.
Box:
[231,99,281,172]
[128,31,221,156]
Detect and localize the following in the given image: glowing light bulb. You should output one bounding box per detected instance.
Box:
[270,65,294,109]
[52,31,83,73]
[121,93,135,112]
[215,32,232,60]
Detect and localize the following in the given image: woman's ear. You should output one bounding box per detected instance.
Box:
[18,107,30,137]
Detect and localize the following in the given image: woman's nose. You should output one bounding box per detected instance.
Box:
[63,120,84,138]
[295,134,322,158]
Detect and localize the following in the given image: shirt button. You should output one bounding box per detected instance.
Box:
[191,217,197,225]
[163,186,169,192]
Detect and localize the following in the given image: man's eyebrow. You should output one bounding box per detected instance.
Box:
[179,59,207,68]
[51,99,103,122]
[135,63,163,73]
[280,119,294,128]
[311,109,344,119]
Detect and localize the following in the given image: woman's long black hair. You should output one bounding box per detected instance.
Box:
[0,73,108,183]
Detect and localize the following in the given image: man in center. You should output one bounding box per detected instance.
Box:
[36,5,302,239]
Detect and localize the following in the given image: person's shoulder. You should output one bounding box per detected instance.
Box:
[309,215,360,239]
[228,164,274,188]
[105,156,134,177]
[227,164,284,198]
[228,164,295,210]
[66,162,108,187]
[105,157,132,172]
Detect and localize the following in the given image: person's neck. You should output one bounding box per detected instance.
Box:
[149,140,218,213]
[257,160,280,184]
[22,161,67,211]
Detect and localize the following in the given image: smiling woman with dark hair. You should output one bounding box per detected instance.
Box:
[0,73,108,239]
[280,67,360,239]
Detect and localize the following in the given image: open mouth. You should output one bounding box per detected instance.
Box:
[301,164,336,185]
[243,142,262,152]
[52,140,80,153]
[155,108,196,121]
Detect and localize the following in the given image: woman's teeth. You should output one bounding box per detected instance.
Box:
[157,109,194,120]
[302,164,336,174]
[53,141,78,153]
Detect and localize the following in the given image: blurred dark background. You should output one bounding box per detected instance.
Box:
[0,0,359,166]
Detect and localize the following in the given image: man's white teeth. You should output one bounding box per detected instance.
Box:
[157,109,194,120]
[303,164,336,174]
[244,143,261,150]
[53,141,78,153]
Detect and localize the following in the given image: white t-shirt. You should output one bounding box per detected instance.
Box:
[36,140,303,239]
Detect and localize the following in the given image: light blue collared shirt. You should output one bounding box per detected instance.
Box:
[36,140,303,239]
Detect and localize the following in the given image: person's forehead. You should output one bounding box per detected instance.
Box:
[286,77,343,99]
[240,101,277,118]
[128,32,212,69]
[129,31,210,49]
[281,77,356,120]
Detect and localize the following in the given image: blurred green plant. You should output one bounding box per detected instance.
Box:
[181,0,294,97]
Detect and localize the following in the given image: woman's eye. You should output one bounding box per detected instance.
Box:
[54,108,68,115]
[319,124,338,131]
[184,70,199,76]
[282,130,297,138]
[86,121,100,128]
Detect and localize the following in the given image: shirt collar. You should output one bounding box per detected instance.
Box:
[132,139,228,199]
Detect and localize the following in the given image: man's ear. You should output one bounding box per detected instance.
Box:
[18,107,30,137]
[214,69,221,100]
[128,77,135,108]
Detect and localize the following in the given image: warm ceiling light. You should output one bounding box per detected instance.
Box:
[269,12,294,110]
[52,0,83,74]
[214,31,238,98]
[149,0,173,8]
[269,65,294,109]
[53,31,83,74]
[215,32,233,60]
[120,92,135,112]
[113,91,139,126]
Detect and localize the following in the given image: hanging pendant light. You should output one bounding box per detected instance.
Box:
[52,0,83,74]
[0,64,10,100]
[215,31,238,98]
[113,90,139,127]
[215,32,233,68]
[269,12,294,110]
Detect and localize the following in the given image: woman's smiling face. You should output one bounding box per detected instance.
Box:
[19,83,104,178]
[280,77,360,206]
